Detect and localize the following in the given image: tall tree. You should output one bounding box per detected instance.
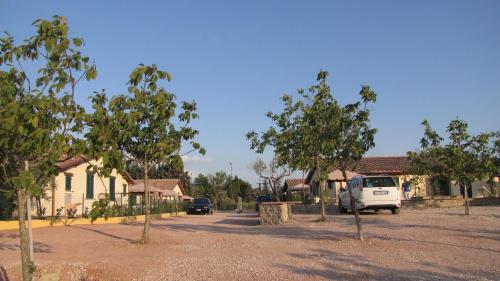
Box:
[231,176,254,202]
[247,70,377,233]
[86,64,203,243]
[410,119,498,215]
[191,172,229,209]
[0,16,96,280]
[250,158,288,202]
[334,85,377,241]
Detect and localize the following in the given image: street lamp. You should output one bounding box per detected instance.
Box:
[229,162,233,200]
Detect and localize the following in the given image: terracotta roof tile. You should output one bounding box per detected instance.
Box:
[56,155,89,172]
[284,179,307,187]
[56,154,135,184]
[329,156,410,175]
[133,179,181,192]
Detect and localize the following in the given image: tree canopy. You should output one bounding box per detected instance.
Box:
[247,70,377,239]
[0,15,97,280]
[85,64,204,243]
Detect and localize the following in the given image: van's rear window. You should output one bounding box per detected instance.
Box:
[362,177,396,188]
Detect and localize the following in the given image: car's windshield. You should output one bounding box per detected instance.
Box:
[193,198,209,204]
[257,195,272,202]
[362,177,397,188]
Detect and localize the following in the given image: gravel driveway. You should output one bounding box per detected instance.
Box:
[0,206,499,281]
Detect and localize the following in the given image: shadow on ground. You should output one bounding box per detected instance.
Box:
[275,249,497,281]
[0,267,9,281]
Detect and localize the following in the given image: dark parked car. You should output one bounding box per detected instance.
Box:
[255,194,272,211]
[187,198,213,215]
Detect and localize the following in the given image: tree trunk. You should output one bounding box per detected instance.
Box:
[141,161,151,243]
[269,178,280,202]
[463,182,470,216]
[17,189,32,281]
[35,196,40,217]
[316,157,326,222]
[490,177,496,197]
[344,170,364,241]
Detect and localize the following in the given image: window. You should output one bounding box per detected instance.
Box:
[362,177,397,188]
[86,171,94,199]
[109,176,116,200]
[123,184,127,194]
[327,181,333,190]
[65,174,72,191]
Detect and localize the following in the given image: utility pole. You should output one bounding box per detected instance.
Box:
[229,162,233,200]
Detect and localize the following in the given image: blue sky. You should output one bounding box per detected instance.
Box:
[2,1,499,186]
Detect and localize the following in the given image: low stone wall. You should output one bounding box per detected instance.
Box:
[402,196,500,209]
[259,203,292,225]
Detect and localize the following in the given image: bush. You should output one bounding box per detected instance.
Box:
[219,198,237,211]
[289,193,304,202]
[242,201,256,210]
[302,195,315,205]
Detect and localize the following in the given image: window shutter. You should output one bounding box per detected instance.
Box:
[65,175,72,191]
[86,172,94,199]
[109,176,116,200]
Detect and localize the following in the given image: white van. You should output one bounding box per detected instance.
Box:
[338,175,401,214]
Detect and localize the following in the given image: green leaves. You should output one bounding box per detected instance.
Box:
[410,119,499,192]
[247,70,378,175]
[0,16,96,199]
[86,64,203,180]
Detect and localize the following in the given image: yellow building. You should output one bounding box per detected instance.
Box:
[304,156,499,201]
[40,155,134,217]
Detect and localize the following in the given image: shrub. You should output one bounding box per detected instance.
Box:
[220,198,236,211]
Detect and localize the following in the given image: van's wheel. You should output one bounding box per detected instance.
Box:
[374,209,380,213]
[338,200,347,213]
[391,208,400,214]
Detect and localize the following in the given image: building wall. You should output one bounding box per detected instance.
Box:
[308,170,500,201]
[39,158,130,217]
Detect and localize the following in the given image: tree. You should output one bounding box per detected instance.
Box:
[247,70,377,236]
[191,172,229,209]
[334,85,377,241]
[471,132,500,196]
[250,158,288,202]
[231,176,254,202]
[0,16,96,280]
[410,119,498,215]
[85,64,204,243]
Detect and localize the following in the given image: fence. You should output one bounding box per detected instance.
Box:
[24,192,188,220]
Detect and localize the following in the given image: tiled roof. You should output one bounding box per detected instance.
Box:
[283,178,309,192]
[57,155,89,171]
[56,154,134,183]
[342,156,411,174]
[306,156,411,184]
[133,179,182,193]
[284,179,307,187]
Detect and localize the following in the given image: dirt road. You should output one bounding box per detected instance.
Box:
[1,206,499,280]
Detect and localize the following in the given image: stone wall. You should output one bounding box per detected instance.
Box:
[259,203,292,225]
[402,196,500,209]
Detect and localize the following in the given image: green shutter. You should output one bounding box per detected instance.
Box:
[123,184,127,194]
[86,172,94,199]
[65,175,72,191]
[109,176,116,200]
